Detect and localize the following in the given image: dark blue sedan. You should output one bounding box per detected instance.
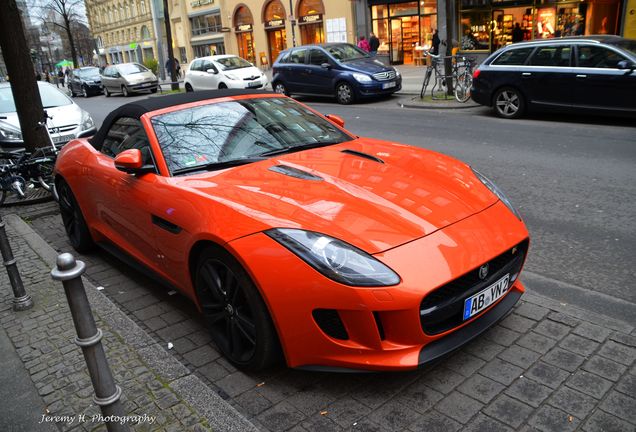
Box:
[272,43,401,104]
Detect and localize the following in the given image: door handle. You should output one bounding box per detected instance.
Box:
[521,72,531,77]
[576,74,587,78]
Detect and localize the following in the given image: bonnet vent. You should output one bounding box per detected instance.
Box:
[341,149,384,164]
[268,165,323,181]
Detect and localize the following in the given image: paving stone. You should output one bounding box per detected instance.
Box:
[498,345,541,369]
[368,399,423,431]
[516,332,558,355]
[420,367,464,394]
[599,390,636,422]
[300,414,345,432]
[534,320,571,340]
[546,386,598,422]
[457,374,505,404]
[286,386,339,416]
[573,322,613,343]
[398,379,444,414]
[465,340,506,361]
[143,316,168,332]
[256,401,305,432]
[407,410,461,432]
[215,372,258,398]
[524,362,570,389]
[464,413,514,432]
[582,355,628,382]
[542,347,585,372]
[505,377,552,408]
[484,326,521,346]
[197,361,231,383]
[183,345,220,368]
[479,358,524,386]
[500,314,536,334]
[483,394,533,428]
[514,303,549,322]
[527,405,579,432]
[566,370,613,399]
[234,389,274,417]
[582,409,635,432]
[546,312,581,328]
[435,392,483,424]
[444,352,486,377]
[325,398,372,428]
[598,341,636,366]
[614,373,636,396]
[610,332,636,347]
[559,334,599,357]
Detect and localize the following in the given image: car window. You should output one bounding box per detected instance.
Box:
[202,60,216,72]
[325,44,369,62]
[101,117,154,167]
[608,40,636,56]
[289,49,307,64]
[577,45,627,68]
[309,49,329,66]
[117,63,148,75]
[277,51,290,63]
[492,47,534,66]
[78,67,100,79]
[216,57,251,70]
[190,60,201,71]
[529,45,571,67]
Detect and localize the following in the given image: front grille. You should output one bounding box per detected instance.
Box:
[313,309,349,340]
[420,239,529,335]
[49,124,77,133]
[372,70,397,81]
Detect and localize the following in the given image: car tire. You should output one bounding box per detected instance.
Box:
[122,85,129,97]
[57,179,95,253]
[185,83,193,92]
[150,87,157,93]
[82,86,89,98]
[218,83,228,89]
[493,87,525,119]
[70,87,76,97]
[195,245,281,371]
[104,87,110,97]
[273,82,288,96]
[336,81,355,105]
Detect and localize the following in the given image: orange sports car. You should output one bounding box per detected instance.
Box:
[54,90,529,371]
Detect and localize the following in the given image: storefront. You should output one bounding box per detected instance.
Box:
[298,0,325,45]
[459,0,623,53]
[191,35,226,58]
[234,6,256,64]
[369,1,438,65]
[263,0,287,66]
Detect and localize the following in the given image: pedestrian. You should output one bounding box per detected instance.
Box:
[44,70,50,83]
[431,29,440,55]
[512,23,524,43]
[57,69,64,87]
[64,67,71,86]
[165,57,180,80]
[36,71,42,81]
[369,32,380,56]
[357,35,370,52]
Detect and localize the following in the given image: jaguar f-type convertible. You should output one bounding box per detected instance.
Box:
[54,89,529,371]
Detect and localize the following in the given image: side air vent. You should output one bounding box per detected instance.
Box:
[268,165,323,181]
[312,309,349,340]
[341,149,384,164]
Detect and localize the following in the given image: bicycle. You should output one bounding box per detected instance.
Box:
[420,51,446,99]
[453,56,476,103]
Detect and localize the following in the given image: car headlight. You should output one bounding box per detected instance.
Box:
[0,121,23,142]
[224,73,240,81]
[352,73,372,83]
[472,168,522,220]
[80,110,95,131]
[395,69,401,77]
[266,228,400,287]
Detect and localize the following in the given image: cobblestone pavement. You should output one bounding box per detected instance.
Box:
[3,201,636,431]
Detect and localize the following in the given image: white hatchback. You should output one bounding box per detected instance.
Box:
[184,55,268,91]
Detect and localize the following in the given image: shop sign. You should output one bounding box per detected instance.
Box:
[235,24,253,32]
[265,19,285,29]
[190,0,213,7]
[300,14,322,24]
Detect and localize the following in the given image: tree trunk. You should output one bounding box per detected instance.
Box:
[0,0,50,152]
[163,0,179,91]
[63,15,79,68]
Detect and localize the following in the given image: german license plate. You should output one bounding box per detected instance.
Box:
[463,274,510,320]
[53,134,74,144]
[382,81,396,89]
[247,81,260,88]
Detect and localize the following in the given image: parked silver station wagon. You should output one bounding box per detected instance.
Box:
[101,63,159,97]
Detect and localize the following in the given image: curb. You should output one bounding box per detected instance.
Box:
[4,214,260,432]
[398,98,480,110]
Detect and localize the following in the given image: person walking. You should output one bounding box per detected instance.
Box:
[357,35,370,52]
[57,69,64,87]
[512,23,524,43]
[369,32,380,56]
[431,29,441,55]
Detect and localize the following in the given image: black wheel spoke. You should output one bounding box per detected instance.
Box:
[235,312,256,346]
[199,264,225,302]
[203,308,226,325]
[230,320,244,358]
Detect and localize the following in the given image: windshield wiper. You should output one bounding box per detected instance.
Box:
[258,141,341,157]
[172,157,266,175]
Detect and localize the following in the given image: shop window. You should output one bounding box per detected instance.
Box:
[191,13,222,36]
[528,45,571,67]
[555,4,586,37]
[460,10,490,50]
[535,7,556,39]
[298,0,324,16]
[372,5,388,20]
[389,2,418,17]
[577,45,627,68]
[141,26,151,40]
[264,0,285,21]
[491,47,534,65]
[372,19,389,54]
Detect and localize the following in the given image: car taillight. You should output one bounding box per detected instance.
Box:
[473,69,481,79]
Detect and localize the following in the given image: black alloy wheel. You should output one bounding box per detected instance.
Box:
[273,82,287,96]
[336,82,354,105]
[195,246,280,371]
[57,179,94,253]
[82,85,89,98]
[493,87,525,119]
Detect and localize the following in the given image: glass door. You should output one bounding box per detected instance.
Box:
[391,19,404,64]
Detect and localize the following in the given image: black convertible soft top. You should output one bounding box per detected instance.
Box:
[89,89,275,149]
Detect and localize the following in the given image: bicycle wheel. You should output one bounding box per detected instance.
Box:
[454,72,473,103]
[420,67,433,98]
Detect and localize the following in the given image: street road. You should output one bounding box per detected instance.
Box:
[72,92,636,322]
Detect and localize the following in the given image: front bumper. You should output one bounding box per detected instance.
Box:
[356,77,402,98]
[128,81,158,91]
[229,200,529,371]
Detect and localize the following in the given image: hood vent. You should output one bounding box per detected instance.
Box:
[269,165,323,181]
[341,149,385,164]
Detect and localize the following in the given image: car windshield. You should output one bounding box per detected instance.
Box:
[325,44,370,62]
[0,84,71,113]
[609,40,636,56]
[151,97,353,175]
[117,63,147,75]
[215,56,252,70]
[78,67,100,78]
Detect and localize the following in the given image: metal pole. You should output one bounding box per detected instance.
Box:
[288,0,297,47]
[51,253,129,432]
[0,215,33,311]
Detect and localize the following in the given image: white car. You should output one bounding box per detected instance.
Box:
[0,82,96,151]
[184,55,268,91]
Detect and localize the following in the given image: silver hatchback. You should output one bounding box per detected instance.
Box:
[101,63,158,97]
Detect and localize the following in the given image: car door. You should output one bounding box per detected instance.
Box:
[523,44,574,108]
[101,66,113,90]
[200,60,219,90]
[304,48,334,94]
[70,70,80,94]
[572,44,636,112]
[88,117,162,269]
[285,48,308,93]
[187,60,202,89]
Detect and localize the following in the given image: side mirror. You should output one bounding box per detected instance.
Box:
[321,62,332,69]
[113,72,121,78]
[325,114,345,128]
[617,60,635,71]
[206,68,218,74]
[114,149,153,175]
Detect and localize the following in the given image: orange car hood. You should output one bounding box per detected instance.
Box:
[176,138,497,253]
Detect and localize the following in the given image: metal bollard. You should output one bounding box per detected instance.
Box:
[51,253,129,432]
[0,215,33,311]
